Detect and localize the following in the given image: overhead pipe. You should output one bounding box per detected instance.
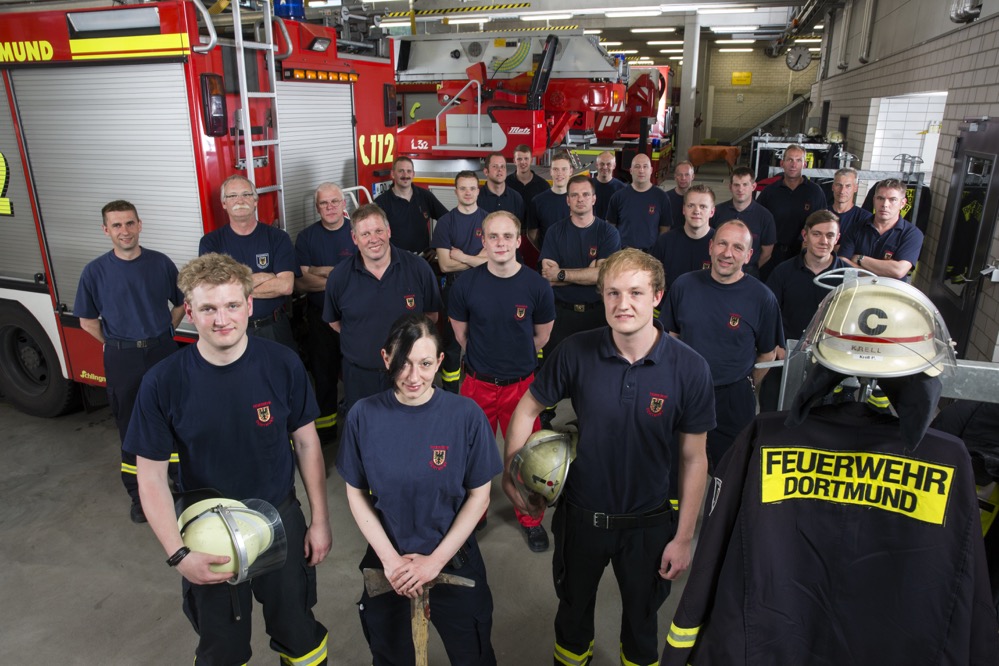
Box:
[858,0,877,64]
[766,0,829,56]
[836,0,853,70]
[950,0,982,23]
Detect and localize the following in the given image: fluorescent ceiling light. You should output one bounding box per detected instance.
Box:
[718,48,753,52]
[814,24,824,30]
[378,20,413,29]
[647,41,683,45]
[607,49,638,54]
[631,27,676,33]
[698,7,756,14]
[584,29,602,34]
[711,26,759,33]
[520,13,573,21]
[808,48,820,52]
[668,56,683,60]
[606,10,661,18]
[600,41,623,46]
[447,16,491,24]
[658,49,683,54]
[716,39,756,44]
[795,38,822,43]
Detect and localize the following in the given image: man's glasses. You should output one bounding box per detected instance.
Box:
[318,199,344,208]
[224,192,256,201]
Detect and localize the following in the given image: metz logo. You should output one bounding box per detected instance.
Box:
[508,127,531,135]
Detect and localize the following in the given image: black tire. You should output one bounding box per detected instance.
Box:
[0,302,79,417]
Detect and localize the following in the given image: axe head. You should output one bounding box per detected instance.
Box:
[362,568,477,597]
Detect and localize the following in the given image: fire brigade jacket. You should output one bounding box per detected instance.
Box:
[663,402,998,666]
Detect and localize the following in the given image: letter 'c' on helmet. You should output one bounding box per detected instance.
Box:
[801,276,956,378]
[510,429,577,507]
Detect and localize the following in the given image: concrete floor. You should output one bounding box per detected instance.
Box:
[0,165,732,665]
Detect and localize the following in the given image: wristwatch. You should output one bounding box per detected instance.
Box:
[557,269,566,282]
[854,254,865,266]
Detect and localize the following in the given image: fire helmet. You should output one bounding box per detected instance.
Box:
[799,276,955,378]
[510,429,577,507]
[177,498,287,584]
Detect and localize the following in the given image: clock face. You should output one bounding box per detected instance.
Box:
[786,45,812,71]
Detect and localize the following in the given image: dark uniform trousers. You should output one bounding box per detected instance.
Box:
[104,333,179,502]
[342,361,391,418]
[552,502,676,666]
[183,498,328,666]
[544,302,605,361]
[247,308,298,351]
[305,303,341,431]
[357,539,496,666]
[439,274,462,391]
[707,378,756,468]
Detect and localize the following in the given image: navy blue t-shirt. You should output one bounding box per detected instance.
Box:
[506,171,549,208]
[766,254,848,340]
[527,189,571,243]
[374,186,448,254]
[829,205,873,241]
[539,218,621,305]
[591,177,626,220]
[75,248,182,341]
[336,389,502,555]
[663,270,784,386]
[123,337,318,506]
[529,322,715,514]
[711,200,777,269]
[323,247,442,368]
[756,176,827,246]
[665,188,686,230]
[431,208,488,259]
[294,220,356,309]
[449,264,555,378]
[199,223,298,318]
[838,217,924,275]
[606,186,672,250]
[477,186,525,224]
[649,228,714,291]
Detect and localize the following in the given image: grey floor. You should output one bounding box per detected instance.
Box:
[0,165,731,665]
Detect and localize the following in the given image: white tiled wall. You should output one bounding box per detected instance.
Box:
[867,95,946,173]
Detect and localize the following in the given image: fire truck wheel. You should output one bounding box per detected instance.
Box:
[0,303,79,418]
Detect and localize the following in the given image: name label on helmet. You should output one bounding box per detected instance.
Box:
[760,447,953,525]
[858,307,889,336]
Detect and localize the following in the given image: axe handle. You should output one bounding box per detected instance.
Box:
[412,589,430,666]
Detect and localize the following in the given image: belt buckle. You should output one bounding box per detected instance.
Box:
[592,512,608,529]
[573,304,585,313]
[136,340,149,349]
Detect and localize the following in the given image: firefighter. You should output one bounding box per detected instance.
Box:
[526,152,574,250]
[336,313,501,665]
[650,184,717,292]
[839,178,924,281]
[606,153,672,251]
[199,175,298,350]
[710,166,776,278]
[374,156,448,255]
[827,167,873,241]
[589,150,625,220]
[506,143,550,212]
[294,182,356,442]
[125,253,331,666]
[503,248,715,666]
[664,160,695,230]
[74,199,184,524]
[478,151,526,222]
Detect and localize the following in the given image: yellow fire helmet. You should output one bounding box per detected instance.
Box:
[177,498,286,584]
[799,276,956,378]
[510,429,578,507]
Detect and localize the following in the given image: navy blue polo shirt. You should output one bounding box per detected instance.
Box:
[539,218,621,305]
[374,186,448,254]
[294,220,356,309]
[124,337,318,507]
[711,200,777,269]
[323,246,442,368]
[838,217,924,275]
[606,186,671,250]
[766,254,849,340]
[336,388,502,555]
[430,208,488,260]
[506,171,549,207]
[649,228,714,291]
[449,264,555,379]
[665,189,686,230]
[828,205,872,241]
[591,177,626,220]
[756,176,827,246]
[75,248,182,341]
[477,186,525,224]
[529,322,715,514]
[663,270,784,386]
[199,222,298,318]
[527,189,570,242]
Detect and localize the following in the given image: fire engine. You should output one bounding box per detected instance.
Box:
[0,0,394,417]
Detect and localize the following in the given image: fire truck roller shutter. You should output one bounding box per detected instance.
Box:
[10,63,204,312]
[275,81,357,240]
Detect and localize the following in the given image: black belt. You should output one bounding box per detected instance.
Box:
[105,332,174,350]
[248,310,283,329]
[556,300,600,313]
[569,500,673,530]
[466,368,533,387]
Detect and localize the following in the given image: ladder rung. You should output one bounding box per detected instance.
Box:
[240,41,274,51]
[256,185,282,194]
[248,92,277,99]
[250,139,279,147]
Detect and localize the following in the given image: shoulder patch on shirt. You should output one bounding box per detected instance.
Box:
[589,245,598,258]
[646,392,668,417]
[405,294,416,310]
[430,446,448,470]
[515,305,527,320]
[256,253,270,269]
[255,401,273,426]
[648,205,657,215]
[728,314,741,329]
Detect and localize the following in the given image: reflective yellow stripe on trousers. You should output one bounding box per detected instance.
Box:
[554,639,594,666]
[279,632,328,666]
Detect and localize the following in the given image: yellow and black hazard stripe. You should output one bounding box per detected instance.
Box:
[383,4,530,17]
[507,25,580,31]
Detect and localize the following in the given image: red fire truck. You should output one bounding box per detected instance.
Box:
[0,0,394,417]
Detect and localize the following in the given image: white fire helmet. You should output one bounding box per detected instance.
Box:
[799,276,956,378]
[510,429,577,507]
[177,498,287,584]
